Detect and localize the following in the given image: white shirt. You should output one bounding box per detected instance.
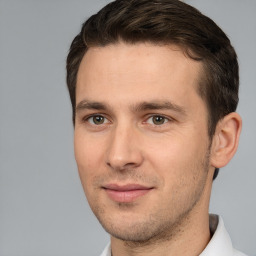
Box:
[100,215,247,256]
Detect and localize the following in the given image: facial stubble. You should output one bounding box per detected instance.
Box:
[86,147,211,247]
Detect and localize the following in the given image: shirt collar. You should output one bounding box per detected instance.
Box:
[100,242,111,256]
[200,214,234,256]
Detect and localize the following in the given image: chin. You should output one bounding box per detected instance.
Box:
[97,211,177,243]
[106,225,159,242]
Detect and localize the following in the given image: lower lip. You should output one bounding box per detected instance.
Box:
[104,189,152,203]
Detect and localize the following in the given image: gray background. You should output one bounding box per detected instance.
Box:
[0,0,255,255]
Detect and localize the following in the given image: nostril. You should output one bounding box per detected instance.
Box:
[106,154,143,171]
[105,127,144,170]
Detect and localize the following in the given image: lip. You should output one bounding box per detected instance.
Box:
[103,184,153,203]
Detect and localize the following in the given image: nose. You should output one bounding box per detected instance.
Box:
[105,124,144,171]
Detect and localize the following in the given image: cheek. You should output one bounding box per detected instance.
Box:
[146,136,209,211]
[74,132,103,192]
[145,132,208,183]
[146,135,198,166]
[74,129,103,164]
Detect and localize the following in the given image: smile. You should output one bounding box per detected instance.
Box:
[102,184,154,203]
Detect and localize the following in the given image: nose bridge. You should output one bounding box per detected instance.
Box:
[106,121,143,170]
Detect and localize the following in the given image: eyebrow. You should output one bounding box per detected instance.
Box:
[76,99,186,115]
[132,101,187,115]
[76,100,108,113]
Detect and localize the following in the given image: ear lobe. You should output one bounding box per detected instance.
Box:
[210,112,242,168]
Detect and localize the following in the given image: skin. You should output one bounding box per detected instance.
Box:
[74,42,242,256]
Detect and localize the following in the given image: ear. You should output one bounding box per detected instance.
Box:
[210,112,242,168]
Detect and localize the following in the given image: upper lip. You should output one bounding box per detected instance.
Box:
[103,184,153,191]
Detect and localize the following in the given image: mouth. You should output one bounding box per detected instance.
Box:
[102,184,154,203]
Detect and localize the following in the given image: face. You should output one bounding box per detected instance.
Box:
[74,42,213,242]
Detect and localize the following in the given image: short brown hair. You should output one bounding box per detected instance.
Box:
[66,0,239,179]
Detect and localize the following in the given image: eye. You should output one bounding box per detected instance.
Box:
[87,115,108,125]
[147,115,168,125]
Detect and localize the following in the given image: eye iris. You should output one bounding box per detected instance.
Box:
[93,116,104,124]
[153,116,165,125]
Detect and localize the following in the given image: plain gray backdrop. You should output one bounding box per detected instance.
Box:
[0,0,255,255]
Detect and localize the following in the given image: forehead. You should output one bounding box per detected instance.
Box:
[76,42,204,107]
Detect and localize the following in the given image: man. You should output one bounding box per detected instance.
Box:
[66,0,246,255]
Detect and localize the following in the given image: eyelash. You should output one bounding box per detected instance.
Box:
[144,115,170,126]
[86,115,108,125]
[81,114,173,127]
[82,114,110,125]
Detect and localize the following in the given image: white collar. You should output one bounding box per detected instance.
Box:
[200,215,233,256]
